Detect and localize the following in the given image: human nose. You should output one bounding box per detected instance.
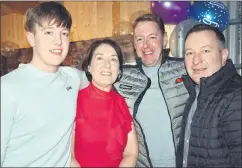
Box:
[143,39,150,49]
[54,33,62,45]
[193,53,202,65]
[104,59,111,68]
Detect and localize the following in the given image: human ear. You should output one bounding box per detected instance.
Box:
[221,48,228,65]
[26,32,35,47]
[87,65,92,74]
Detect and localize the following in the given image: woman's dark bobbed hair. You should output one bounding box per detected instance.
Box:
[81,38,123,82]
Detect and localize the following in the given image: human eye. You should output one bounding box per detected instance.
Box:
[44,31,53,35]
[149,35,157,40]
[203,49,210,53]
[111,57,118,62]
[201,49,211,55]
[185,51,193,57]
[136,37,143,42]
[96,56,103,60]
[62,31,69,37]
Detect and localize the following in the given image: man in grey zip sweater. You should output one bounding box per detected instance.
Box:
[114,14,189,167]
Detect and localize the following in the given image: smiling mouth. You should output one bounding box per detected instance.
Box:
[144,51,153,55]
[193,68,207,73]
[100,72,111,76]
[50,49,62,55]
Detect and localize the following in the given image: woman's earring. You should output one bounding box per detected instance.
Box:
[117,73,122,81]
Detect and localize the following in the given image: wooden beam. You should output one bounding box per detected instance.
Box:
[1,2,40,16]
[1,3,18,16]
[112,2,120,36]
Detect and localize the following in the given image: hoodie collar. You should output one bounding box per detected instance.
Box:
[183,59,237,98]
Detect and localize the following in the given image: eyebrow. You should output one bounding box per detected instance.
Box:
[201,45,212,49]
[134,35,143,38]
[185,45,212,52]
[94,53,103,57]
[41,27,52,31]
[184,48,193,52]
[149,33,158,36]
[41,27,69,31]
[135,33,158,37]
[94,53,118,57]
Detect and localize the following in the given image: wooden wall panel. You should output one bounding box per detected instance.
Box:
[64,2,151,40]
[1,13,30,49]
[112,2,120,35]
[97,2,113,38]
[64,2,112,41]
[120,2,150,22]
[65,2,113,41]
[1,2,175,49]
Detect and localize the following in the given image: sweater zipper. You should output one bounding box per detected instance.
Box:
[133,66,153,167]
[157,66,177,156]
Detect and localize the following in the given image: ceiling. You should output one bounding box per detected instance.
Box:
[1,2,40,16]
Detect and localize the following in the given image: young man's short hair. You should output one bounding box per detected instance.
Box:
[24,1,72,33]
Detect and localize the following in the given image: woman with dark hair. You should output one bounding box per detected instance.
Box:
[73,38,138,167]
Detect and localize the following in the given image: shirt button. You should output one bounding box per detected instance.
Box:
[183,160,186,164]
[186,139,189,143]
[189,120,192,124]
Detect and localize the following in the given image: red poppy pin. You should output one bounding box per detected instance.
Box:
[175,77,183,84]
